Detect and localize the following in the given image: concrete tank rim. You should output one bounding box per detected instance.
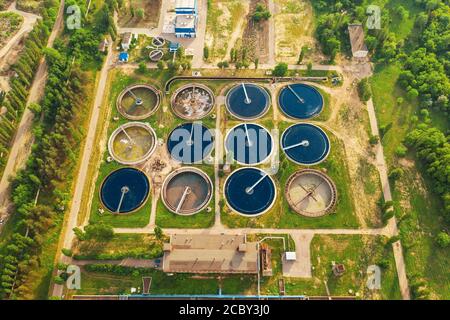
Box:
[280,122,331,166]
[99,167,151,215]
[170,83,215,120]
[225,83,271,121]
[108,121,158,165]
[223,167,277,218]
[285,168,337,217]
[161,166,213,216]
[117,84,161,120]
[224,122,275,166]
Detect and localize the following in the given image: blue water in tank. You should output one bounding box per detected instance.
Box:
[225,123,273,165]
[225,168,276,216]
[167,122,214,164]
[281,123,330,165]
[100,168,150,213]
[278,84,323,119]
[226,83,270,120]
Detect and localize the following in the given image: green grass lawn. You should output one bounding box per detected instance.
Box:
[393,163,450,299]
[71,268,257,296]
[370,63,418,162]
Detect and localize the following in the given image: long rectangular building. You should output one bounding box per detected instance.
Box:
[163,234,258,274]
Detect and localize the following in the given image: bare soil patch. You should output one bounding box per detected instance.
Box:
[118,0,161,29]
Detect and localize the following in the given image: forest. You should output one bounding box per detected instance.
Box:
[0,0,115,299]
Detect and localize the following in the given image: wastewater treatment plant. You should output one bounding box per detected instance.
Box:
[61,72,394,301]
[2,1,445,304]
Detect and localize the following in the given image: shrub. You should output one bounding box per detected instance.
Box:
[369,135,379,145]
[357,78,372,102]
[435,232,450,248]
[389,168,404,181]
[272,63,288,77]
[62,248,73,257]
[395,144,407,157]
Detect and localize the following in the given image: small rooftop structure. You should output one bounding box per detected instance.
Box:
[118,52,129,62]
[285,252,297,261]
[348,24,368,58]
[175,0,197,15]
[332,262,346,277]
[98,38,109,53]
[169,42,180,53]
[163,234,258,274]
[121,32,132,51]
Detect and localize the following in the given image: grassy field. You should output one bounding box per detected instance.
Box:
[70,269,257,296]
[311,235,401,299]
[72,234,164,260]
[16,0,42,13]
[273,0,319,64]
[0,12,23,47]
[117,0,161,28]
[205,0,249,62]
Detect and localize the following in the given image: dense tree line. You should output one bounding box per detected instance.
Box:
[405,125,450,222]
[0,0,113,299]
[398,2,450,115]
[312,0,406,62]
[0,4,56,173]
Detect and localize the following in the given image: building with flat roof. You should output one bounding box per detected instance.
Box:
[175,14,197,38]
[348,24,368,58]
[162,234,258,274]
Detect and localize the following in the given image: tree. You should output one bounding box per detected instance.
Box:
[357,78,372,102]
[272,62,288,77]
[154,226,163,240]
[136,8,144,20]
[137,62,147,74]
[307,62,313,75]
[28,103,41,115]
[203,46,209,60]
[156,60,166,70]
[389,168,404,181]
[252,4,271,22]
[84,223,114,241]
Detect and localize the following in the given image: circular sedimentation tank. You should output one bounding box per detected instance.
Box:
[226,83,270,120]
[225,123,273,165]
[152,36,165,47]
[171,84,215,120]
[281,123,330,165]
[108,122,157,165]
[117,84,160,120]
[149,49,164,61]
[167,122,214,164]
[100,168,150,214]
[224,167,276,217]
[162,167,213,215]
[278,83,323,119]
[285,169,337,217]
